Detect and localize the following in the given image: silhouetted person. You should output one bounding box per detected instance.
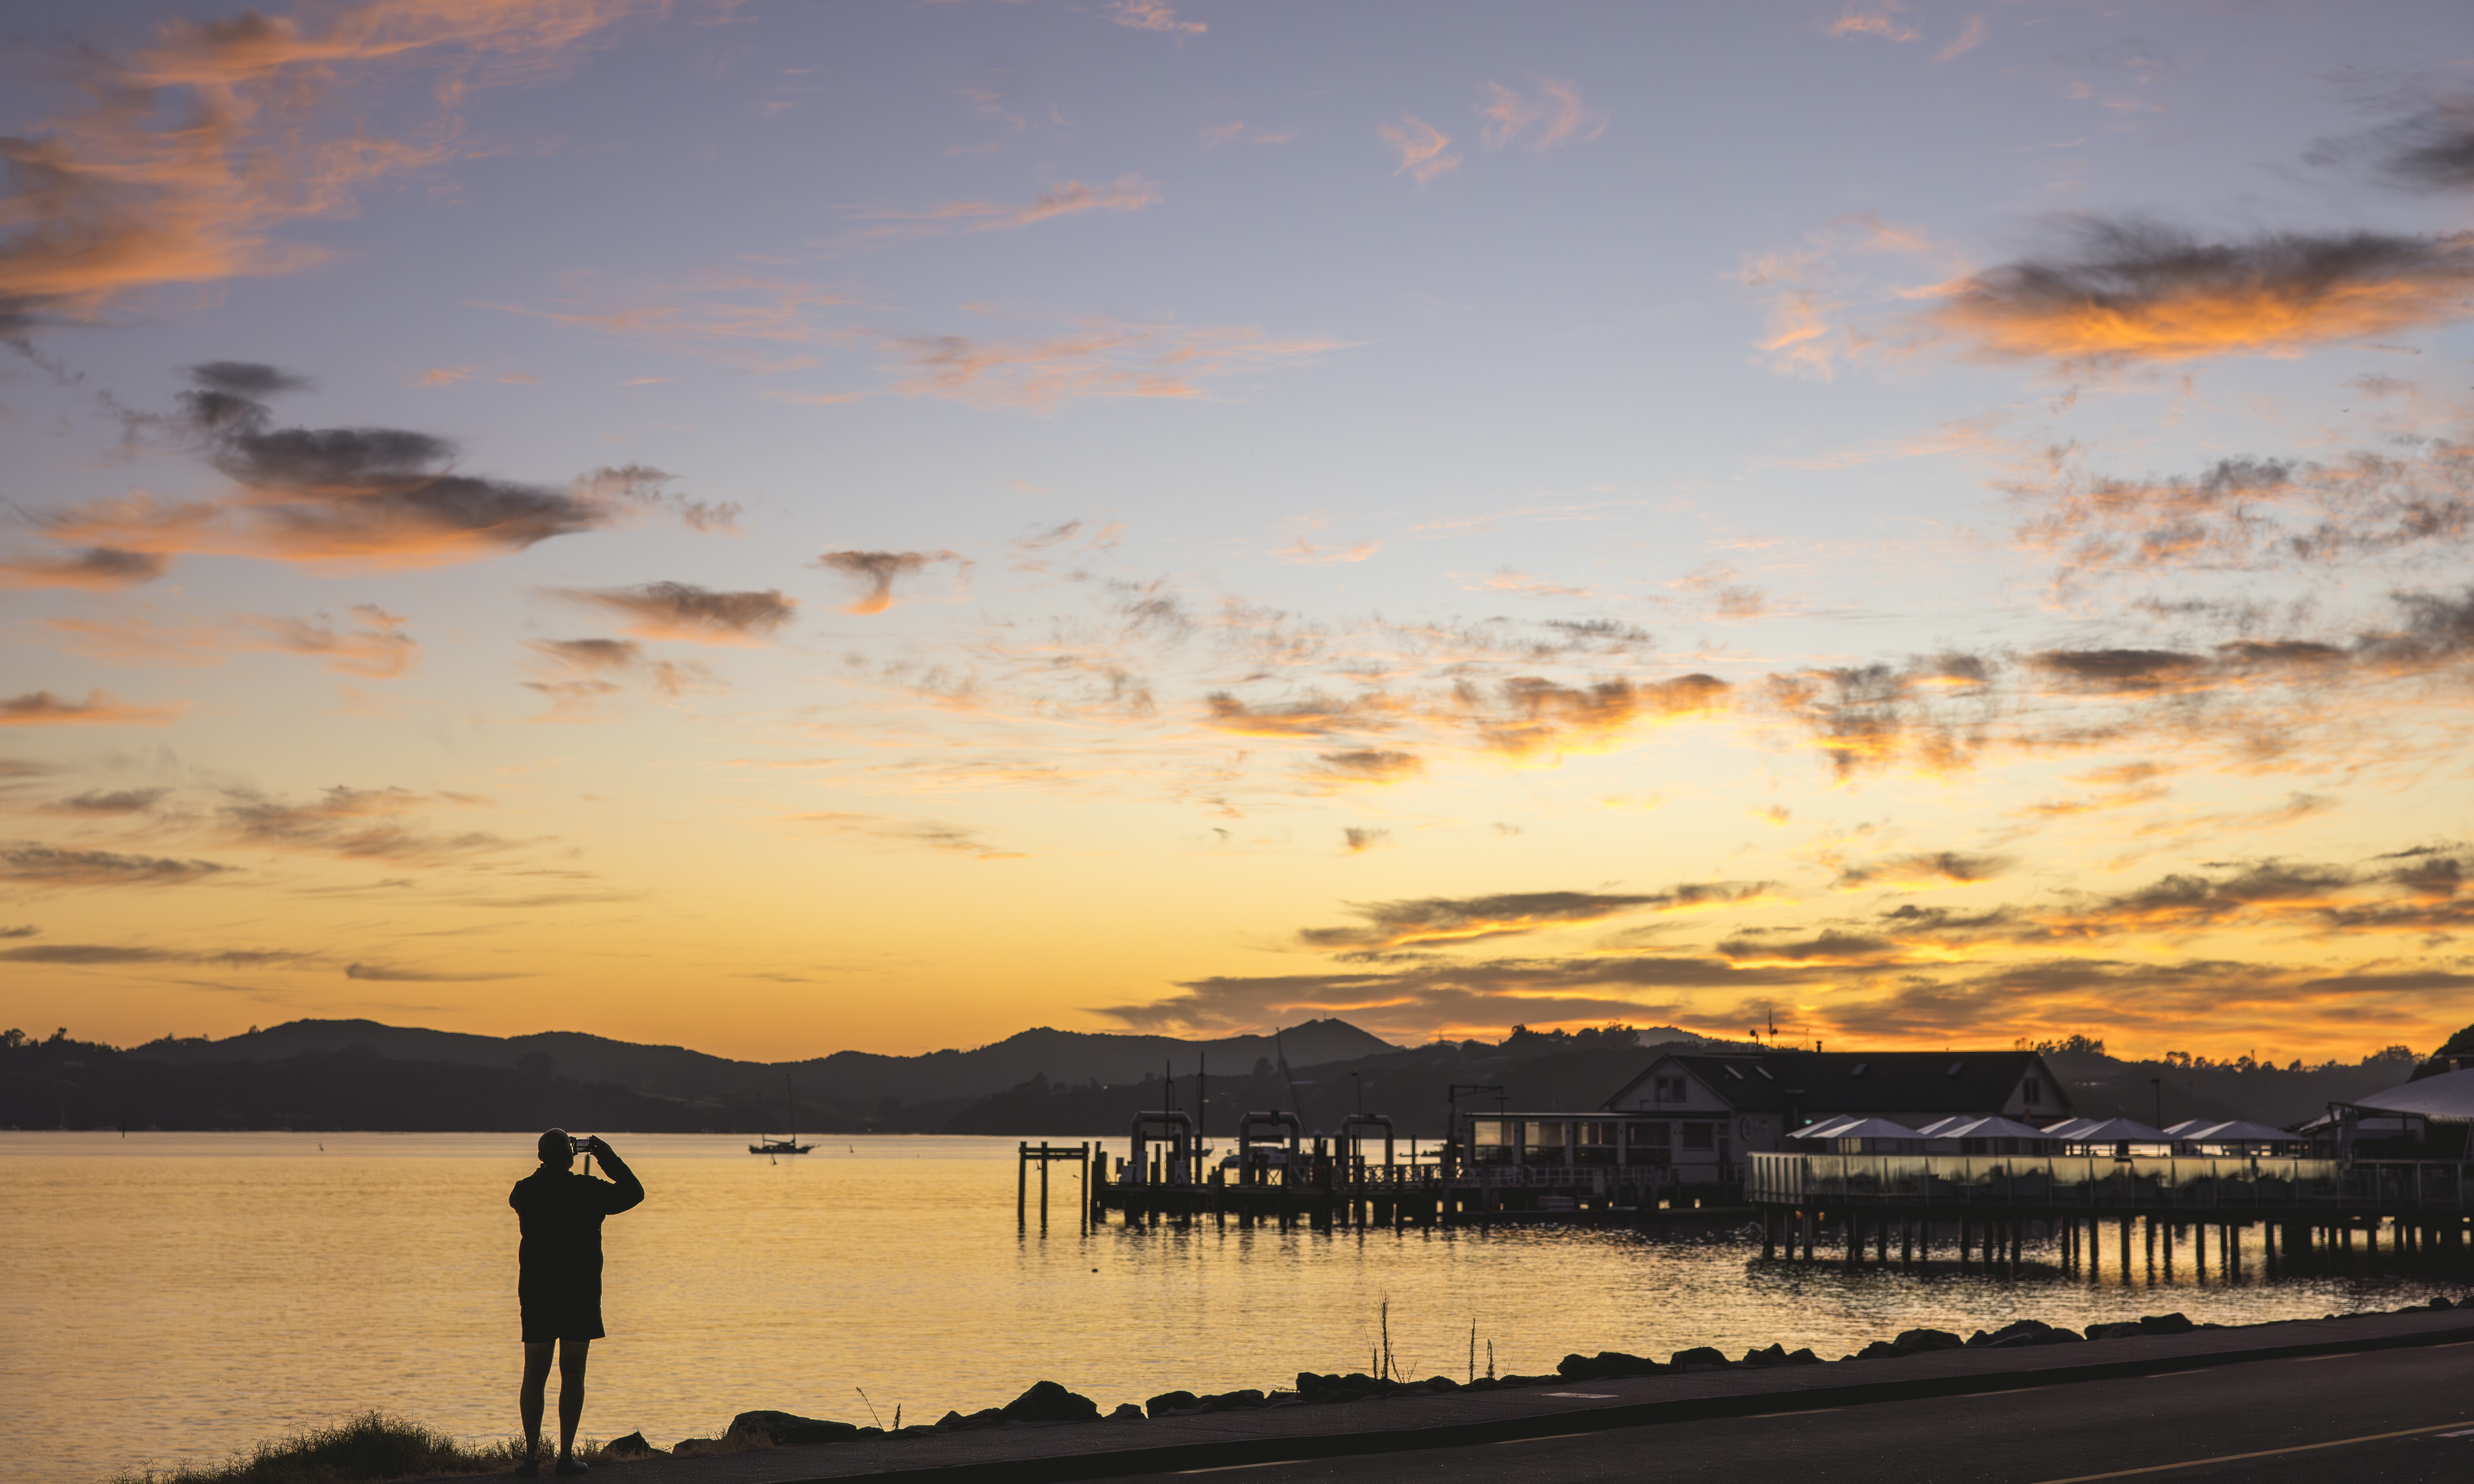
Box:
[511,1130,644,1476]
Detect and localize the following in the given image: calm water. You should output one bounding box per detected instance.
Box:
[3,1132,2461,1483]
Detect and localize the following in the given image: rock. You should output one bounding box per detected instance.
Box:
[933,1411,968,1432]
[1198,1389,1267,1413]
[1295,1371,1328,1398]
[1855,1340,1905,1360]
[896,1424,944,1437]
[1894,1328,1965,1353]
[1422,1376,1461,1391]
[932,1407,1005,1431]
[1503,1374,1561,1385]
[1145,1390,1200,1419]
[2137,1313,2196,1335]
[1988,1328,2081,1348]
[1978,1319,2056,1346]
[1559,1350,1658,1380]
[2084,1322,2147,1340]
[1464,1378,1499,1391]
[1739,1343,1790,1367]
[1784,1348,1821,1365]
[1667,1346,1731,1370]
[785,1421,860,1445]
[2433,1296,2454,1311]
[672,1438,717,1455]
[730,1411,841,1445]
[1108,1404,1145,1421]
[1003,1381,1100,1424]
[603,1432,654,1458]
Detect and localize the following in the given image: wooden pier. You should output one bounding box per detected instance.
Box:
[1744,1151,2474,1272]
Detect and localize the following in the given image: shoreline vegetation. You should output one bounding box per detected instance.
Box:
[113,1296,2469,1484]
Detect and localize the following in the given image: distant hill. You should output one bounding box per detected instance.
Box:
[118,1016,1398,1129]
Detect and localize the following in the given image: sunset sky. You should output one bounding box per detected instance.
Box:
[5,0,2474,1064]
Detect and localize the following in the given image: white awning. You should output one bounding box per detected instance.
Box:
[2352,1067,2474,1120]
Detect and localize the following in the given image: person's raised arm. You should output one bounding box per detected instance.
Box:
[587,1137,645,1212]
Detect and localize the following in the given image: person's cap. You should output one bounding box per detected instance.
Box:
[537,1128,569,1162]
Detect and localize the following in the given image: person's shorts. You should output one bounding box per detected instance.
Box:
[519,1277,604,1343]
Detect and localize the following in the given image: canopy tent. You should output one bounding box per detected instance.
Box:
[2173,1118,2303,1146]
[2353,1067,2474,1121]
[2052,1116,2171,1146]
[1787,1116,1923,1151]
[1926,1114,2053,1141]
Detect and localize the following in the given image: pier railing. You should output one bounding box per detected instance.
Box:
[1748,1153,2474,1210]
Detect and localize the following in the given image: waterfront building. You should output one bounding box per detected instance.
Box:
[1459,1047,2071,1191]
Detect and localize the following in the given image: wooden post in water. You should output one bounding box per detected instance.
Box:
[1016,1142,1027,1229]
[1039,1141,1051,1233]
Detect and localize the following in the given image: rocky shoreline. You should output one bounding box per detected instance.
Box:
[602,1293,2469,1461]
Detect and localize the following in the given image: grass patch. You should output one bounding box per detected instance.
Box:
[112,1411,593,1483]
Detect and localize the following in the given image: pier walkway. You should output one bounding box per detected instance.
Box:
[541,1306,2474,1484]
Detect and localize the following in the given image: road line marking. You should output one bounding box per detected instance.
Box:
[1177,1463,1302,1474]
[1542,1392,1617,1399]
[1744,1408,1843,1419]
[2027,1419,2474,1482]
[2146,1369,2213,1377]
[1491,1432,1596,1445]
[1971,1387,2048,1397]
[2285,1352,2364,1361]
[2438,1428,2474,1439]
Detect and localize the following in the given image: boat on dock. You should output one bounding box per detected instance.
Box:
[750,1072,812,1155]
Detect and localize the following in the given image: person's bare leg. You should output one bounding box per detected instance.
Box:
[556,1337,591,1465]
[519,1342,555,1469]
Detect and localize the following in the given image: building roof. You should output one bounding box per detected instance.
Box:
[1922,1114,2053,1142]
[2352,1066,2474,1121]
[1611,1049,2055,1117]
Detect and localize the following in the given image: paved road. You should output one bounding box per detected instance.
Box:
[1113,1340,2474,1484]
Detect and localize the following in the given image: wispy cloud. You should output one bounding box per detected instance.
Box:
[0,690,181,727]
[1933,15,1988,62]
[1378,115,1460,185]
[867,318,1344,408]
[524,637,718,719]
[1826,3,1918,42]
[1477,78,1608,151]
[48,605,419,678]
[791,811,1024,859]
[0,547,167,591]
[838,176,1160,250]
[0,843,233,887]
[488,270,857,372]
[556,582,798,644]
[0,0,638,328]
[1104,1,1204,35]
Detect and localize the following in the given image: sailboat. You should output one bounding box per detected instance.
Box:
[749,1071,813,1155]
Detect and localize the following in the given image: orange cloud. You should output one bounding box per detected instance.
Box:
[1922,220,2474,367]
[840,177,1160,249]
[1827,4,1918,41]
[0,547,168,591]
[1378,116,1460,185]
[815,550,967,616]
[1933,15,1988,62]
[1105,0,1203,35]
[874,319,1343,408]
[47,605,418,678]
[0,690,181,726]
[1477,79,1608,151]
[489,269,857,371]
[1832,850,2012,891]
[1277,538,1380,565]
[0,0,637,325]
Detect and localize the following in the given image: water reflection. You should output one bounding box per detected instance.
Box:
[4,1133,2461,1484]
